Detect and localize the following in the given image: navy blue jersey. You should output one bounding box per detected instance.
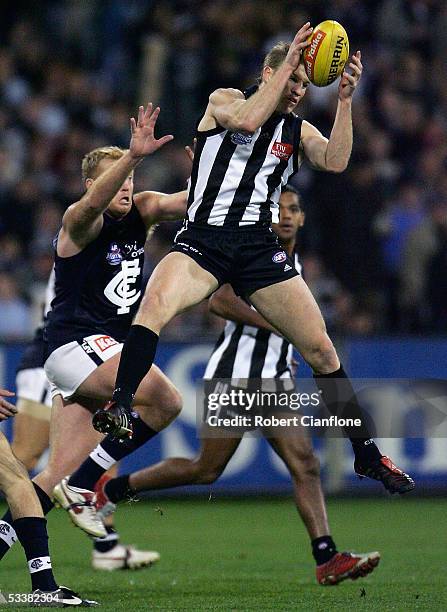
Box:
[17,270,56,372]
[45,204,146,353]
[17,326,46,372]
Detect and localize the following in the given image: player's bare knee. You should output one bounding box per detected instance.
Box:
[0,458,30,492]
[192,459,223,484]
[302,336,339,373]
[137,291,174,330]
[163,386,182,421]
[290,449,320,481]
[10,444,39,472]
[194,468,221,485]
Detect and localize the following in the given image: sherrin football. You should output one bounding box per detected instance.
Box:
[303,20,349,87]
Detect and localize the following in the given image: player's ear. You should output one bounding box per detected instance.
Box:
[85,178,94,190]
[262,66,274,83]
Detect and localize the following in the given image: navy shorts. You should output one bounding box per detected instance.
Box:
[170,221,298,296]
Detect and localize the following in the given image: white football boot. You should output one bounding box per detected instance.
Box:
[53,476,107,538]
[92,544,160,570]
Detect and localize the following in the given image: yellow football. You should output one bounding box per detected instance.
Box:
[303,20,349,87]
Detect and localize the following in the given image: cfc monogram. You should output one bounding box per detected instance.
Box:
[103,259,141,314]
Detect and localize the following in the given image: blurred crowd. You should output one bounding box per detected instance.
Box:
[0,0,446,342]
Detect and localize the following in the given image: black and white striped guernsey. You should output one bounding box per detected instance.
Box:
[204,254,302,379]
[187,86,302,227]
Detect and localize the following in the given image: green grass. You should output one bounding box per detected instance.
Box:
[0,498,444,611]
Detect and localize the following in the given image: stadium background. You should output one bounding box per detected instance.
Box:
[0,0,447,494]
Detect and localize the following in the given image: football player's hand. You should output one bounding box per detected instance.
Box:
[129,103,174,159]
[185,138,197,164]
[285,22,313,70]
[0,389,17,421]
[338,51,362,100]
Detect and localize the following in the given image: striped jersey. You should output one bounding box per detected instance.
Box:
[187,86,302,227]
[204,253,301,380]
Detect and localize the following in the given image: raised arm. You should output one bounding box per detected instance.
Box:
[300,51,362,173]
[209,285,278,333]
[134,190,188,228]
[59,104,173,255]
[200,22,313,134]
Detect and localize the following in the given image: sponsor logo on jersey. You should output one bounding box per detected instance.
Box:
[284,263,292,272]
[231,132,253,146]
[272,251,287,263]
[271,141,293,160]
[106,242,123,266]
[81,341,94,354]
[94,335,119,352]
[124,241,145,258]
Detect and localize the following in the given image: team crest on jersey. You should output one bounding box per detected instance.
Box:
[231,132,253,145]
[272,251,287,263]
[106,242,123,266]
[271,141,293,160]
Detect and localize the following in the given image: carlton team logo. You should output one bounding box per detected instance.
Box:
[271,141,293,160]
[106,242,123,266]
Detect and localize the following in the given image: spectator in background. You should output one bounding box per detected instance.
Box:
[400,197,447,331]
[374,180,426,328]
[1,0,447,338]
[0,271,32,341]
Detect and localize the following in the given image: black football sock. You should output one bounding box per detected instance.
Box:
[0,484,53,560]
[0,518,17,559]
[31,483,55,515]
[104,475,134,503]
[13,517,58,592]
[312,535,338,565]
[94,525,120,553]
[69,417,157,490]
[112,325,159,408]
[314,365,382,464]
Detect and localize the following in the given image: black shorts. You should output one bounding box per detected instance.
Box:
[170,221,298,296]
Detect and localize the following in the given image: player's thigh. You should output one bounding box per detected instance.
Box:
[134,252,219,330]
[76,355,181,430]
[37,395,103,483]
[249,276,331,354]
[11,408,50,464]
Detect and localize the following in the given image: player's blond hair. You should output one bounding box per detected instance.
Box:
[81,146,128,180]
[262,41,290,72]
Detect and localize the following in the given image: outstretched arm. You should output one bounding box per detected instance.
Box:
[134,190,188,226]
[202,22,313,134]
[209,285,278,333]
[301,51,362,173]
[59,104,173,252]
[134,140,195,228]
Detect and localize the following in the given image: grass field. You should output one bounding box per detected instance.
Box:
[0,497,445,611]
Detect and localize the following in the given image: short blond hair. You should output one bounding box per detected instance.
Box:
[81,146,127,180]
[262,41,290,72]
